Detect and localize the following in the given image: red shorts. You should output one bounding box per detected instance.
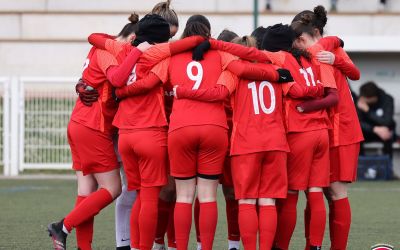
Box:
[68,121,119,175]
[168,125,228,178]
[287,129,330,190]
[231,151,287,199]
[330,143,360,183]
[118,129,168,191]
[219,155,233,186]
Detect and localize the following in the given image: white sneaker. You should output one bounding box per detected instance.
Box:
[152,242,166,250]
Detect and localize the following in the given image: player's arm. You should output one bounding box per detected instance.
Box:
[296,88,339,113]
[317,36,343,52]
[115,58,170,99]
[88,33,116,50]
[106,46,144,88]
[333,49,360,80]
[284,82,325,99]
[226,60,295,83]
[114,72,162,99]
[175,71,237,102]
[208,39,273,63]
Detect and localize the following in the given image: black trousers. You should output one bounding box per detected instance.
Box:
[360,131,393,158]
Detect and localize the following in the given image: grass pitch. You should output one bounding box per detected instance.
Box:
[0,179,399,249]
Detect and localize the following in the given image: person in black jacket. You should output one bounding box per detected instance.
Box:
[358,81,396,157]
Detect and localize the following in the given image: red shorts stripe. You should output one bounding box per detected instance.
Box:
[118,129,168,191]
[330,143,360,183]
[168,125,228,178]
[287,129,330,190]
[68,121,119,175]
[231,151,288,199]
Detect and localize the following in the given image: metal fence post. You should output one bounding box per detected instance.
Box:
[9,77,19,176]
[2,78,11,176]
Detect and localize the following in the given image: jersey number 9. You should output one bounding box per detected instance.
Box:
[187,61,204,90]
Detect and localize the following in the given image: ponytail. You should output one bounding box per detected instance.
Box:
[151,0,179,27]
[231,36,257,48]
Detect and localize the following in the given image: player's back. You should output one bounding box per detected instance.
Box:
[279,51,330,133]
[168,50,228,132]
[230,76,289,155]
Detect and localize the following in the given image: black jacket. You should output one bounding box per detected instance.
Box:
[358,88,396,133]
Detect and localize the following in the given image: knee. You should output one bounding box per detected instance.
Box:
[77,182,97,196]
[329,182,348,200]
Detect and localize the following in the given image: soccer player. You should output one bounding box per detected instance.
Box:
[47,14,148,250]
[174,35,325,250]
[292,6,363,250]
[202,24,340,250]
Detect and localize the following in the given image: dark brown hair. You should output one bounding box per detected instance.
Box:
[118,13,139,38]
[291,5,327,37]
[151,0,179,27]
[217,29,239,42]
[360,81,379,98]
[181,15,211,39]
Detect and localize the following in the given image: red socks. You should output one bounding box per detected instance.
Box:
[174,202,192,250]
[130,191,141,249]
[64,188,113,232]
[308,192,326,247]
[138,187,161,250]
[167,202,176,248]
[274,192,299,250]
[155,198,171,245]
[304,201,311,250]
[225,198,240,241]
[330,198,351,250]
[259,205,277,250]
[194,198,201,243]
[199,202,218,250]
[238,204,258,250]
[75,196,94,250]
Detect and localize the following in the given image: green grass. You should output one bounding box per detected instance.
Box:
[0,179,399,249]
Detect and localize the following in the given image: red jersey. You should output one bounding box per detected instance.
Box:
[329,48,364,146]
[151,50,236,132]
[265,51,335,133]
[224,73,290,155]
[70,46,120,135]
[112,45,171,131]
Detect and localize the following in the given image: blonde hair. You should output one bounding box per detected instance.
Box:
[231,36,257,48]
[151,0,179,27]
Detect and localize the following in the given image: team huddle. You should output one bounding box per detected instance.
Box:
[47,1,364,250]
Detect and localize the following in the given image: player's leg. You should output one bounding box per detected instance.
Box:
[327,143,359,250]
[194,197,201,250]
[307,129,330,250]
[197,125,228,250]
[134,130,168,250]
[75,171,97,250]
[174,178,196,250]
[115,168,137,250]
[231,153,261,250]
[166,201,177,250]
[221,156,240,250]
[259,151,287,250]
[168,127,198,250]
[154,176,176,250]
[274,132,313,250]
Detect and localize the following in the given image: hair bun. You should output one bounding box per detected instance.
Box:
[166,0,171,8]
[128,13,139,24]
[313,5,327,27]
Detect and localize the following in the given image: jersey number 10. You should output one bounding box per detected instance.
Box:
[248,81,276,115]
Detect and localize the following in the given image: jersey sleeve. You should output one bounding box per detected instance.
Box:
[96,49,118,76]
[317,36,341,52]
[217,70,239,94]
[115,72,162,99]
[218,51,238,70]
[333,48,360,80]
[319,63,337,89]
[210,39,271,63]
[150,58,171,84]
[227,60,279,82]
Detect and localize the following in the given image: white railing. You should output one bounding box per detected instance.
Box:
[2,77,78,176]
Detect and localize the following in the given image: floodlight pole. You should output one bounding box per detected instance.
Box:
[253,0,259,29]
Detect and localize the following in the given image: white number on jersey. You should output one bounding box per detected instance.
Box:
[126,65,137,85]
[248,81,276,115]
[299,67,316,86]
[186,61,204,90]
